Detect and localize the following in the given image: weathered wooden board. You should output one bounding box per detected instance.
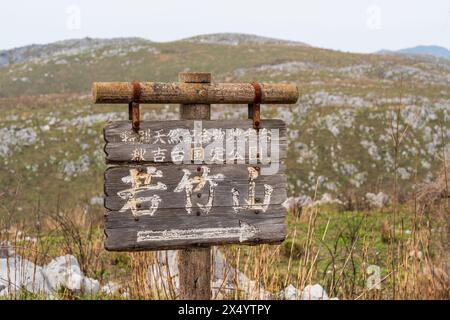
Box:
[104,120,287,163]
[103,120,287,251]
[105,164,286,212]
[105,213,285,251]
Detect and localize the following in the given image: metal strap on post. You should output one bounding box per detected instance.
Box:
[249,81,262,129]
[129,80,141,131]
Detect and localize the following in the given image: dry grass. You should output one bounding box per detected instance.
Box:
[1,188,449,300]
[1,155,449,300]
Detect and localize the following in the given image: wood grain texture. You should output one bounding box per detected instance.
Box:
[104,120,287,163]
[105,212,286,251]
[177,72,212,300]
[104,164,287,213]
[103,163,288,250]
[92,81,299,104]
[178,247,211,299]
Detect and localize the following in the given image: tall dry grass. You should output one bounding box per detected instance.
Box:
[1,170,448,300]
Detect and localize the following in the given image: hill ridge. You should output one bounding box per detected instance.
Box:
[180,32,309,46]
[377,45,450,60]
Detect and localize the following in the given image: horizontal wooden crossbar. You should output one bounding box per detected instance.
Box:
[92,81,298,104]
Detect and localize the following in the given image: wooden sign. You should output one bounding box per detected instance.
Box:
[103,119,287,251]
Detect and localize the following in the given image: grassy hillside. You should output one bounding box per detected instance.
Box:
[1,37,449,98]
[0,36,448,219]
[0,35,448,300]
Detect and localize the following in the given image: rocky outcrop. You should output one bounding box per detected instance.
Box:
[365,192,390,208]
[281,283,338,300]
[283,193,344,212]
[43,255,99,295]
[0,255,51,297]
[183,33,309,46]
[0,254,99,297]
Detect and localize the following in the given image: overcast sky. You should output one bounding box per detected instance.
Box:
[1,0,449,52]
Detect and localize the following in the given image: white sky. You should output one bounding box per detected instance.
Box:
[1,0,449,52]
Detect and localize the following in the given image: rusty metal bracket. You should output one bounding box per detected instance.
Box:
[129,81,141,131]
[249,81,262,129]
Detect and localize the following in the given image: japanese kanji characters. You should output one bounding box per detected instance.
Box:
[116,165,274,217]
[231,167,273,213]
[131,148,146,161]
[153,147,167,162]
[117,167,167,217]
[174,166,225,215]
[119,124,278,167]
[115,122,280,217]
[153,129,166,144]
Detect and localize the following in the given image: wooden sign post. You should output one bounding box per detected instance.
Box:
[93,72,298,300]
[178,72,212,300]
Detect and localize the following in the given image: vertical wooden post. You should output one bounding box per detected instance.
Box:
[177,72,212,300]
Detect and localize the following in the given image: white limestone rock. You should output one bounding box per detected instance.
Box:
[365,192,389,208]
[302,284,330,300]
[43,254,99,295]
[0,256,51,296]
[148,250,179,293]
[101,281,121,295]
[282,284,299,300]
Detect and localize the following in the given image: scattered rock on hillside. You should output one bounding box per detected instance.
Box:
[90,196,104,206]
[0,126,38,158]
[281,283,338,300]
[365,192,390,208]
[283,193,344,212]
[0,256,51,296]
[183,33,308,46]
[302,284,330,300]
[282,284,299,300]
[212,248,271,299]
[43,255,100,295]
[313,193,344,207]
[101,281,122,295]
[0,37,152,68]
[282,195,313,211]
